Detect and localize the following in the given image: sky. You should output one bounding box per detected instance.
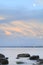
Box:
[0,0,43,46]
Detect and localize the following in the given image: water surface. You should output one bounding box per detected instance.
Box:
[0,48,43,65]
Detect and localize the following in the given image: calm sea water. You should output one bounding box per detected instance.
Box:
[0,48,43,65]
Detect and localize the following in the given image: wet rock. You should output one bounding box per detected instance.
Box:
[37,59,43,62]
[16,53,30,59]
[0,54,9,64]
[37,59,43,64]
[5,57,8,59]
[0,63,2,65]
[16,61,24,64]
[29,55,39,60]
[0,58,9,64]
[0,54,5,59]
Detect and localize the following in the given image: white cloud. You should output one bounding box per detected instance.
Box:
[35,0,43,5]
[0,16,6,20]
[0,20,43,38]
[4,31,12,36]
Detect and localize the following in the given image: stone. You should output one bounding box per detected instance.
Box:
[16,61,24,64]
[0,54,9,64]
[37,59,43,64]
[0,58,9,64]
[16,53,30,59]
[0,54,5,59]
[29,55,39,60]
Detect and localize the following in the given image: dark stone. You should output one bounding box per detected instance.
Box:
[5,57,8,59]
[16,61,24,64]
[0,54,5,59]
[16,53,30,59]
[39,61,43,64]
[37,59,43,62]
[0,58,9,64]
[0,63,2,65]
[37,59,43,64]
[29,55,39,60]
[0,54,9,64]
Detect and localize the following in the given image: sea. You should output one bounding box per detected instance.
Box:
[0,47,43,65]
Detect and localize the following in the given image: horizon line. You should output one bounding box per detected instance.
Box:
[0,46,43,48]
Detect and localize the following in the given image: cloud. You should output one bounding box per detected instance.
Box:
[0,20,43,38]
[0,16,6,20]
[35,0,43,5]
[4,31,12,36]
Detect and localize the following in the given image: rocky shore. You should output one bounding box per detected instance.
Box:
[16,53,43,65]
[0,53,43,65]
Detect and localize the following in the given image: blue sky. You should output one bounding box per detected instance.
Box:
[0,0,43,10]
[0,0,43,46]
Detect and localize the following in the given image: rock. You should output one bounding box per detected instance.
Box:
[37,59,43,62]
[0,54,9,64]
[37,59,43,64]
[16,61,24,64]
[16,53,30,59]
[0,58,9,64]
[0,63,2,65]
[39,61,43,64]
[5,57,8,59]
[0,54,5,59]
[29,55,39,60]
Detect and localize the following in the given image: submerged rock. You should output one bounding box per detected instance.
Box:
[37,59,43,62]
[29,55,39,60]
[16,61,24,64]
[37,59,43,64]
[16,53,30,59]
